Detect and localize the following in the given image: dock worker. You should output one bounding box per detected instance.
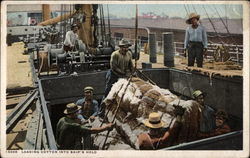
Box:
[63,23,79,52]
[184,13,208,67]
[56,103,114,150]
[104,38,134,98]
[193,90,216,133]
[137,105,185,150]
[100,39,134,117]
[76,86,99,120]
[198,109,231,138]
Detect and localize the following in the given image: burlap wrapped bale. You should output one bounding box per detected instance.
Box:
[103,77,202,149]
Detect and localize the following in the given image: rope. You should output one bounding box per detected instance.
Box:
[38,52,49,75]
[101,75,134,150]
[210,5,237,45]
[183,4,189,16]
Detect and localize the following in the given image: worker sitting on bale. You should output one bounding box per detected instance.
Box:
[56,103,114,150]
[63,23,79,52]
[100,39,134,117]
[193,90,216,134]
[104,38,134,97]
[184,13,208,67]
[76,86,99,120]
[198,109,231,139]
[137,105,185,150]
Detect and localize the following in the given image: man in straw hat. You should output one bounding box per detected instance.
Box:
[137,105,185,150]
[76,86,99,120]
[56,103,114,150]
[184,12,208,67]
[193,90,216,133]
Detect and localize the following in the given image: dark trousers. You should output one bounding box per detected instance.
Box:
[99,70,119,117]
[104,69,119,98]
[188,42,204,67]
[63,45,72,52]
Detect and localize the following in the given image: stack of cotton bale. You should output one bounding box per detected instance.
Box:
[103,77,202,149]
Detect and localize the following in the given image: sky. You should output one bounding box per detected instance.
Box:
[101,4,243,19]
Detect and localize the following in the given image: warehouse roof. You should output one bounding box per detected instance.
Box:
[109,18,243,35]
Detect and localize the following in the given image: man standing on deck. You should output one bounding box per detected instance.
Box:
[184,13,208,68]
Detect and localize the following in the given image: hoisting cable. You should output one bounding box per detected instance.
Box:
[99,4,104,45]
[101,5,107,46]
[107,4,112,47]
[211,5,237,44]
[93,83,126,143]
[134,4,139,69]
[183,4,189,16]
[202,5,224,43]
[101,75,134,150]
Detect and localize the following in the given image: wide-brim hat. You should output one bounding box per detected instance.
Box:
[192,90,206,98]
[186,13,200,24]
[84,86,94,93]
[64,103,81,114]
[119,39,132,47]
[143,112,165,129]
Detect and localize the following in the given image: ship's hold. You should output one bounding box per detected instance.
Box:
[99,77,201,149]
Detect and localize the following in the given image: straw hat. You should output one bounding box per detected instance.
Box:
[192,90,206,98]
[143,112,165,129]
[64,103,81,114]
[186,13,200,24]
[84,86,94,93]
[118,39,132,47]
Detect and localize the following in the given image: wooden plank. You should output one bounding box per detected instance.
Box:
[38,80,58,149]
[42,129,49,150]
[36,113,43,150]
[24,109,40,149]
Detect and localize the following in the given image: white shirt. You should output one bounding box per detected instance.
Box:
[64,30,79,47]
[184,25,208,49]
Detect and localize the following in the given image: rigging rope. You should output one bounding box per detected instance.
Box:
[202,5,224,44]
[183,4,189,16]
[211,5,237,45]
[99,4,104,45]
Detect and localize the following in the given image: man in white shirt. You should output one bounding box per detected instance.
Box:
[184,13,208,68]
[64,24,79,52]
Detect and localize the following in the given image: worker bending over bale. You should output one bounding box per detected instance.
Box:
[104,38,134,98]
[101,39,134,117]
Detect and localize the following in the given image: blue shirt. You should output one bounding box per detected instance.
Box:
[199,105,216,133]
[75,98,99,119]
[184,25,208,49]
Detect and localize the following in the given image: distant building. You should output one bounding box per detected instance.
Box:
[109,17,243,53]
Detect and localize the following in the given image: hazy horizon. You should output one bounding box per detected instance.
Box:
[102,4,242,20]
